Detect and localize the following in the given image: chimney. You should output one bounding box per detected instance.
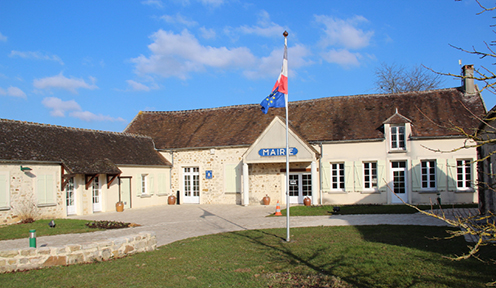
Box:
[462,64,475,94]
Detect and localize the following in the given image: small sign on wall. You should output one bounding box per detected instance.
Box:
[206,170,213,179]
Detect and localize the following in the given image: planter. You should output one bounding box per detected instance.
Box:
[263,195,270,205]
[116,201,124,212]
[168,195,176,205]
[303,197,311,206]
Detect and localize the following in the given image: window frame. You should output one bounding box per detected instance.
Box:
[141,174,148,195]
[390,125,406,150]
[363,162,378,191]
[456,159,472,191]
[421,160,437,191]
[330,163,345,192]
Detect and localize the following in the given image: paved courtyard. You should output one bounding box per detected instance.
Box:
[0,204,462,250]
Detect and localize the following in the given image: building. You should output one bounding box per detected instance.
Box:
[0,119,171,225]
[125,65,485,207]
[477,105,496,214]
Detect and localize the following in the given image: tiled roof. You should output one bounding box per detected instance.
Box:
[124,88,486,149]
[0,119,171,174]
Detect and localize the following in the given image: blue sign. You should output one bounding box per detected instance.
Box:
[258,147,298,157]
[205,170,213,179]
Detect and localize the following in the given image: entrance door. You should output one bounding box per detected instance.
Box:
[183,167,200,203]
[66,177,76,215]
[92,176,102,212]
[289,173,312,204]
[120,177,131,209]
[391,161,408,203]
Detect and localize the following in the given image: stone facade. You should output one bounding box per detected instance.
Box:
[0,232,156,273]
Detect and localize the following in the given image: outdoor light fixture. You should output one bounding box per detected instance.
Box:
[20,165,32,172]
[333,206,341,213]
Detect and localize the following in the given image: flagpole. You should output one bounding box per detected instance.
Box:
[283,31,290,242]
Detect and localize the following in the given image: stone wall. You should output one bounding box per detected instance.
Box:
[0,232,156,273]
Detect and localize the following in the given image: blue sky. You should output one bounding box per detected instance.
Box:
[0,0,494,132]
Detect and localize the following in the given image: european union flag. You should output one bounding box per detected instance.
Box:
[260,87,285,114]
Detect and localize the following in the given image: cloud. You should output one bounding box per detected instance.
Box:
[244,44,313,79]
[131,29,256,79]
[126,80,151,91]
[236,10,286,38]
[0,86,27,98]
[198,0,224,7]
[0,32,6,42]
[321,49,362,67]
[315,15,374,49]
[160,13,198,27]
[199,27,216,39]
[9,50,64,65]
[141,0,163,8]
[42,97,125,122]
[33,73,98,94]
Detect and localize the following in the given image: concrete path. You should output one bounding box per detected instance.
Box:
[0,204,458,250]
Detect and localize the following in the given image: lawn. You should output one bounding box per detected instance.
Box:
[0,219,104,241]
[1,225,494,287]
[277,204,479,216]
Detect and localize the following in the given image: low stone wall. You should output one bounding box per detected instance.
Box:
[0,231,156,273]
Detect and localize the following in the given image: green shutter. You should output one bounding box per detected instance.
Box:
[354,162,363,192]
[411,160,421,192]
[377,161,387,192]
[321,162,330,192]
[225,164,240,193]
[149,174,154,195]
[447,159,457,191]
[136,174,142,197]
[345,161,354,192]
[45,174,55,204]
[37,175,46,204]
[437,160,447,191]
[158,173,168,195]
[0,174,9,208]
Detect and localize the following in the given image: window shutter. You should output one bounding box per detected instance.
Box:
[321,162,330,192]
[37,175,46,204]
[411,160,421,192]
[0,174,9,208]
[149,174,154,195]
[377,161,387,192]
[437,160,447,191]
[158,173,168,195]
[354,162,363,192]
[447,159,457,191]
[45,174,55,204]
[136,175,142,197]
[345,161,354,192]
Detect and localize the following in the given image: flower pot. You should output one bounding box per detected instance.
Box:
[263,195,270,205]
[116,202,124,212]
[303,197,311,206]
[168,195,176,205]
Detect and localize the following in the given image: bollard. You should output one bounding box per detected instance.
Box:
[29,229,36,248]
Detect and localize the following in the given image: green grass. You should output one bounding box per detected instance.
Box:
[0,219,103,241]
[1,225,494,287]
[277,204,479,216]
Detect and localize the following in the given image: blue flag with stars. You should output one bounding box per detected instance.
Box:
[260,87,285,114]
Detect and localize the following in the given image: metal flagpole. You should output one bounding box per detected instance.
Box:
[283,31,290,242]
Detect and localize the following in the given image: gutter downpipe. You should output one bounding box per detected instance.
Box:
[319,142,323,205]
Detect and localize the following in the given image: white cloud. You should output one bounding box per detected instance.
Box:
[10,50,64,65]
[321,49,362,67]
[0,32,7,42]
[141,0,163,8]
[126,80,151,91]
[131,29,256,79]
[198,0,224,7]
[237,10,286,38]
[315,15,374,49]
[33,73,98,94]
[244,44,313,79]
[0,86,27,98]
[42,97,125,122]
[160,13,198,27]
[199,27,216,39]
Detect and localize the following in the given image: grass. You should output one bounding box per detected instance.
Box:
[0,219,104,241]
[276,203,479,216]
[0,225,494,287]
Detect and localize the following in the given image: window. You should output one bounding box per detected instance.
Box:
[391,125,405,150]
[457,160,472,190]
[141,174,148,195]
[363,162,378,190]
[421,160,436,190]
[330,163,345,190]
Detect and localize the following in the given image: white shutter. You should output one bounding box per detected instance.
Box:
[345,161,354,192]
[321,162,330,192]
[157,173,168,195]
[377,161,387,192]
[411,160,421,192]
[354,162,363,192]
[45,174,55,204]
[0,173,9,208]
[148,174,154,195]
[437,160,447,191]
[37,175,47,204]
[447,159,457,191]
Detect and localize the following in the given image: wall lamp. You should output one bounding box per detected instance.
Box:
[20,165,32,172]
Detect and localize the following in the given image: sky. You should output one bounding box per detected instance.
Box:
[1,0,495,132]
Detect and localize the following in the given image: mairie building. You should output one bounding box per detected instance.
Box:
[0,65,486,224]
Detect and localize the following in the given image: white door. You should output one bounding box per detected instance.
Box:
[391,161,408,203]
[92,176,102,212]
[66,177,76,215]
[183,167,200,203]
[289,173,312,204]
[120,177,131,209]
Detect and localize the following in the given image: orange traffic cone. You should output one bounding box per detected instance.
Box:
[274,200,282,216]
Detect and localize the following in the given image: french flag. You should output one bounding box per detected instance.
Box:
[261,41,288,114]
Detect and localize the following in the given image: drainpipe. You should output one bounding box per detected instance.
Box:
[319,142,323,205]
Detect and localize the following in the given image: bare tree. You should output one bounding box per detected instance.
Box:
[374,63,443,93]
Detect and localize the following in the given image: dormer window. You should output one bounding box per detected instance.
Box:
[391,125,405,150]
